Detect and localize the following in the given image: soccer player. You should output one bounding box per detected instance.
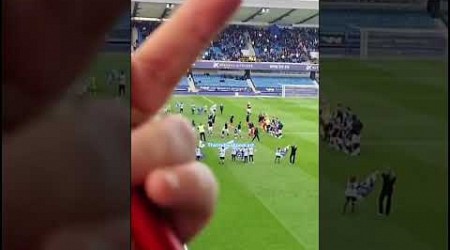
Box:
[219,103,224,114]
[246,102,252,115]
[343,176,358,214]
[198,123,206,142]
[251,127,260,142]
[248,146,254,163]
[195,147,202,161]
[207,120,214,135]
[219,146,226,165]
[237,121,242,138]
[180,102,184,113]
[191,120,196,131]
[229,115,234,127]
[245,113,250,123]
[231,146,237,162]
[191,104,196,115]
[289,145,298,164]
[118,70,126,97]
[378,169,396,216]
[243,147,249,163]
[350,133,361,156]
[221,122,229,138]
[274,148,282,164]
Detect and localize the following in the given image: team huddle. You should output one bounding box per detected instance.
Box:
[320,103,363,156]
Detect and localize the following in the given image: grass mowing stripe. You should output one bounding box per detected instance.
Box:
[170,96,318,250]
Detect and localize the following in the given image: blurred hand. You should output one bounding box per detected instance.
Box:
[2,0,240,249]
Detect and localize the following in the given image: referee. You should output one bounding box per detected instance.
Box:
[378,169,396,216]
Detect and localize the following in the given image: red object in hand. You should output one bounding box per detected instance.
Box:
[132,187,184,250]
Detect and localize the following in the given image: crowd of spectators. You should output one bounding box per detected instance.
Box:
[133,22,318,63]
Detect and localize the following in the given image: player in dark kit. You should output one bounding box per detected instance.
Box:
[229,115,234,127]
[289,145,298,164]
[179,102,184,113]
[220,103,224,115]
[378,169,396,216]
[251,127,260,142]
[246,113,250,123]
[118,70,126,97]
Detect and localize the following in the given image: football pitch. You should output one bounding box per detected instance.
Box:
[88,52,447,250]
[168,96,319,250]
[320,58,448,250]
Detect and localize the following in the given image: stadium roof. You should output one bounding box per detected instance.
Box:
[131,0,319,27]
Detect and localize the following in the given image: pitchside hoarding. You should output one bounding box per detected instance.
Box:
[192,61,319,72]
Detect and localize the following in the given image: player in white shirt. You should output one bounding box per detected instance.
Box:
[248,146,254,163]
[231,147,237,162]
[210,104,217,114]
[219,146,226,165]
[343,176,358,214]
[350,133,361,156]
[243,147,249,163]
[195,147,202,161]
[274,148,282,164]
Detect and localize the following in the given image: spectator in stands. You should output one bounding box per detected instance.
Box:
[136,22,318,63]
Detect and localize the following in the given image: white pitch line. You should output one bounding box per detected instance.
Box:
[201,96,214,104]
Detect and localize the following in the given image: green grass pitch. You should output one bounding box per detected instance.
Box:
[168,96,319,250]
[87,51,446,250]
[319,58,447,250]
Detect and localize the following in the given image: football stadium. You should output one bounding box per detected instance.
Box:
[131,0,320,249]
[80,0,447,249]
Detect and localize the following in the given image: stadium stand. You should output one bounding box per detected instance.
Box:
[133,22,319,63]
[193,74,250,92]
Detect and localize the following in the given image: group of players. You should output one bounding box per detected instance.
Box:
[320,103,363,156]
[183,101,300,166]
[258,114,284,139]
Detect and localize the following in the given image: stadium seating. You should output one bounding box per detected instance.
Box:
[175,77,189,91]
[194,74,248,88]
[134,22,319,63]
[252,76,315,89]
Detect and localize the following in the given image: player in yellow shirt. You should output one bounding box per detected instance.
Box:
[198,123,206,141]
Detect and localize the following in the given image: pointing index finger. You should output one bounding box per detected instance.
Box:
[132,0,241,115]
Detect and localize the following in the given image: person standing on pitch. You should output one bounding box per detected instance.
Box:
[251,126,260,142]
[198,123,206,142]
[378,168,396,216]
[118,70,126,97]
[220,103,224,115]
[289,145,298,164]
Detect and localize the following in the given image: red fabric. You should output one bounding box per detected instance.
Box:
[132,188,183,250]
